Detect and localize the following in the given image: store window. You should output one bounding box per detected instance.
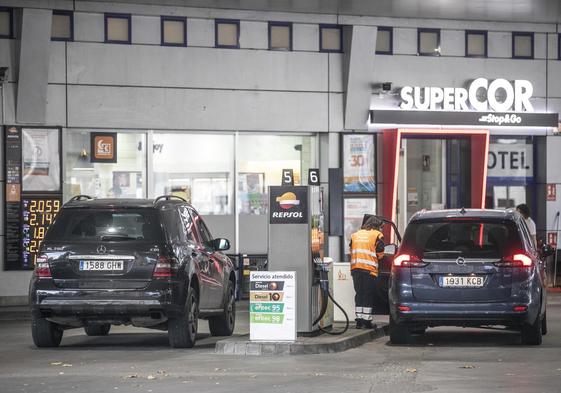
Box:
[465,30,487,57]
[320,24,342,53]
[418,28,441,56]
[237,134,318,215]
[105,13,131,44]
[485,136,534,209]
[215,19,239,48]
[64,131,146,199]
[152,133,234,215]
[376,26,393,55]
[51,10,73,41]
[161,16,186,46]
[512,32,534,59]
[269,22,292,51]
[0,7,13,38]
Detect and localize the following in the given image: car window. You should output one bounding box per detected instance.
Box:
[190,209,214,247]
[178,206,196,242]
[401,219,522,259]
[160,206,186,243]
[46,209,164,242]
[518,218,536,255]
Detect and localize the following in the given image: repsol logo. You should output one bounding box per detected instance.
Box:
[271,212,303,218]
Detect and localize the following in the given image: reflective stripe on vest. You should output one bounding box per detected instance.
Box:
[350,229,383,275]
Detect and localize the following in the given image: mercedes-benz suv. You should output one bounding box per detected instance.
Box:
[389,209,552,345]
[29,195,236,348]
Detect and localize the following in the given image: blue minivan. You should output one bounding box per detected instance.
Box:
[389,208,553,345]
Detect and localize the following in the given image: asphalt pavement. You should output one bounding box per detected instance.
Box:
[1,295,561,393]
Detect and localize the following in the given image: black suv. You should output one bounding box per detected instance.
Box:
[29,195,236,348]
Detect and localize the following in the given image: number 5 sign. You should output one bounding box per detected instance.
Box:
[281,169,294,186]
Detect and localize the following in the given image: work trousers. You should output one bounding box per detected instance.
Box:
[351,268,378,321]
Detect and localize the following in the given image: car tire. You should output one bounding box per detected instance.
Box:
[209,280,236,337]
[389,314,411,344]
[541,311,547,336]
[168,286,199,348]
[411,327,426,335]
[521,311,542,345]
[84,324,111,336]
[31,316,63,348]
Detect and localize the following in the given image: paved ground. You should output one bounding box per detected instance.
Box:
[1,296,561,393]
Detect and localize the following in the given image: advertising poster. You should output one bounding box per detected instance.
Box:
[343,134,376,193]
[250,271,296,341]
[21,128,61,192]
[343,198,376,261]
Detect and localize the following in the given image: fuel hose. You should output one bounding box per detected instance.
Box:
[313,270,349,335]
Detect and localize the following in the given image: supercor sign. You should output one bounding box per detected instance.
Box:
[400,78,534,112]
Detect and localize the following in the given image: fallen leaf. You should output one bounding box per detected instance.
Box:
[147,375,156,380]
[406,368,417,373]
[460,365,475,369]
[125,374,138,379]
[50,362,62,366]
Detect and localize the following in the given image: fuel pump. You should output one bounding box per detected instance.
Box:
[269,184,341,334]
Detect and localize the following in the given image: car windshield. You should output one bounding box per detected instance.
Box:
[45,209,164,242]
[401,219,523,259]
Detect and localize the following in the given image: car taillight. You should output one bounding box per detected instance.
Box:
[393,254,427,268]
[494,253,533,268]
[153,255,177,278]
[35,255,52,278]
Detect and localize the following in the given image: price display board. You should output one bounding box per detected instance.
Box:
[3,126,62,270]
[21,195,62,269]
[250,271,296,341]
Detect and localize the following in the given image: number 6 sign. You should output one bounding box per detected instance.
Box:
[308,169,320,186]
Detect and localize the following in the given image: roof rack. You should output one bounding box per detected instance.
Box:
[69,195,93,202]
[154,195,187,204]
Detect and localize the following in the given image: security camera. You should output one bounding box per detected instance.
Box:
[0,67,8,83]
[382,82,392,92]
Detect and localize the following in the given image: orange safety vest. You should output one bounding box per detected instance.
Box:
[350,229,384,276]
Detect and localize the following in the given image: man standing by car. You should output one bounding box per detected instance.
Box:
[517,203,537,248]
[349,216,385,329]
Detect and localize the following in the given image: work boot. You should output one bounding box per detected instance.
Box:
[355,319,365,329]
[362,320,376,330]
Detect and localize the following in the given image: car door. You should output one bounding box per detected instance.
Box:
[189,209,225,309]
[176,205,211,309]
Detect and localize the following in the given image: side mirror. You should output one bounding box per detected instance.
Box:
[541,244,555,257]
[213,238,230,251]
[384,244,397,256]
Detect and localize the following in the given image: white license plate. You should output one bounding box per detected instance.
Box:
[79,260,124,271]
[440,276,484,288]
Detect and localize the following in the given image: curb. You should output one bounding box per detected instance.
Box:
[215,324,388,355]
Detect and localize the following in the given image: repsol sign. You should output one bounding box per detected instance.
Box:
[269,186,308,224]
[400,78,534,112]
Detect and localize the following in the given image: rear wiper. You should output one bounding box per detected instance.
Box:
[424,250,462,255]
[100,234,140,241]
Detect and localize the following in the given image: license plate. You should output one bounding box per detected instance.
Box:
[79,260,124,271]
[440,276,484,288]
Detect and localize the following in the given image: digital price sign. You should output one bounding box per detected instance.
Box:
[21,196,62,269]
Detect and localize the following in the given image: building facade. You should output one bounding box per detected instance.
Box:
[1,0,561,303]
